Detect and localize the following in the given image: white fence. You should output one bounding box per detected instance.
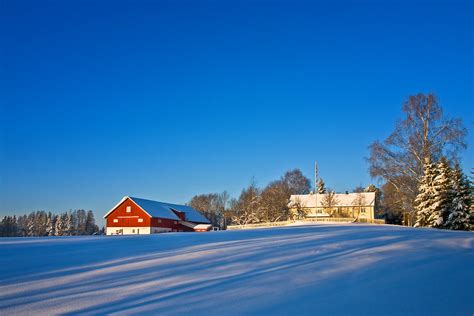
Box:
[227,218,385,230]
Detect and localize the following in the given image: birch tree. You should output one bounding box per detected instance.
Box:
[368,93,467,225]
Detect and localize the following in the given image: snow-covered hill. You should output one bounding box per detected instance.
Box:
[0,224,472,315]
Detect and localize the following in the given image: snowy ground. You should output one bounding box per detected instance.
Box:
[0,224,473,315]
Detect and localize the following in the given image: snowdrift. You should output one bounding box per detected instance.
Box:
[0,224,472,315]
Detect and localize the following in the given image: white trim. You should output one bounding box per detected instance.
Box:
[106,227,152,235]
[118,216,139,218]
[105,227,173,235]
[104,196,128,218]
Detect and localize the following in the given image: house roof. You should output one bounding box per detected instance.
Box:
[289,192,376,208]
[104,196,210,223]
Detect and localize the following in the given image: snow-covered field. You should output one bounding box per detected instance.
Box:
[1,224,473,315]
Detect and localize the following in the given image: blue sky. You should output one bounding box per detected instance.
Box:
[1,0,473,226]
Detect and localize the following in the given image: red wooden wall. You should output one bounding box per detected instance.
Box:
[106,197,195,232]
[105,198,151,228]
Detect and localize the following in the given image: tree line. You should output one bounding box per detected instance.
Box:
[0,210,100,237]
[188,169,312,229]
[188,170,379,229]
[368,93,473,230]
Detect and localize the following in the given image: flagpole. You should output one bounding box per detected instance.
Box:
[315,161,318,222]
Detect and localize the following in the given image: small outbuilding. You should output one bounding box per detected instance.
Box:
[104,196,212,235]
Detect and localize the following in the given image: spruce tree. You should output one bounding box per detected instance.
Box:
[65,212,73,236]
[428,157,452,228]
[317,178,326,194]
[414,157,438,227]
[27,213,36,236]
[46,213,53,236]
[445,163,471,230]
[470,169,474,229]
[55,214,63,236]
[85,211,98,235]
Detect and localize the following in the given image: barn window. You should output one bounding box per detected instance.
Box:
[158,219,162,223]
[174,221,177,224]
[361,208,366,213]
[132,229,135,233]
[113,219,118,223]
[138,218,143,223]
[126,206,131,213]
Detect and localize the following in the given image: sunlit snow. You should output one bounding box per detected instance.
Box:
[1,224,472,315]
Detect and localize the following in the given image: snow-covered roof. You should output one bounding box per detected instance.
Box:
[194,224,212,230]
[104,196,210,223]
[289,192,375,208]
[129,197,181,221]
[180,221,212,230]
[161,202,210,224]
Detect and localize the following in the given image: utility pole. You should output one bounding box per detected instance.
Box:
[315,161,318,222]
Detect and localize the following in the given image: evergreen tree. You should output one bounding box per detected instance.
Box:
[26,213,36,236]
[0,216,18,237]
[85,210,98,235]
[470,169,474,229]
[46,212,54,236]
[428,157,452,228]
[37,211,48,236]
[17,215,28,236]
[414,157,438,227]
[65,212,73,236]
[445,163,471,230]
[317,178,326,194]
[55,214,63,236]
[76,209,87,235]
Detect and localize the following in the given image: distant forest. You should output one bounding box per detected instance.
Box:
[0,210,100,237]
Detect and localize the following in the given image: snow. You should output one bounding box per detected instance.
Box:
[290,192,376,208]
[0,224,472,315]
[163,203,211,224]
[104,196,210,223]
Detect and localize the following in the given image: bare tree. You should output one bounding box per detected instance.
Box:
[188,191,229,229]
[282,169,311,195]
[352,192,367,221]
[368,93,467,225]
[290,197,308,220]
[321,190,339,217]
[353,186,365,193]
[258,169,312,223]
[230,182,261,226]
[260,180,291,222]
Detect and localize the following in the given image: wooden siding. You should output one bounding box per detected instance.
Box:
[106,197,151,227]
[106,197,196,232]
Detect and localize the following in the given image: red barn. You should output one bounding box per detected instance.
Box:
[104,196,212,235]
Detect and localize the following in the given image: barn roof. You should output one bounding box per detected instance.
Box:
[104,196,210,224]
[159,202,211,223]
[129,197,181,220]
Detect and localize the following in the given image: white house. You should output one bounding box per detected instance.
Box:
[289,192,376,220]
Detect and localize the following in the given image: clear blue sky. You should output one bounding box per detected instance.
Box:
[1,0,473,226]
